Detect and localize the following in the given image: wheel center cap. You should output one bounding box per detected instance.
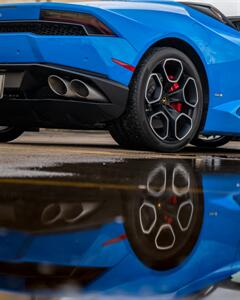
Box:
[161,96,168,105]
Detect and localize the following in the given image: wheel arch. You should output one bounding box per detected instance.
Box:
[134,37,209,131]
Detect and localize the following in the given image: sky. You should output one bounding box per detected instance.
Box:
[0,0,238,16]
[186,0,239,16]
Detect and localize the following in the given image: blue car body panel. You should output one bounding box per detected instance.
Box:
[0,0,240,133]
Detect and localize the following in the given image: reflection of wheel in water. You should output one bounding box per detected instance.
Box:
[191,135,231,148]
[123,161,203,270]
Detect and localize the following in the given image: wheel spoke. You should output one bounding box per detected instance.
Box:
[168,89,184,103]
[162,106,180,139]
[183,77,198,108]
[149,110,169,140]
[175,113,193,141]
[163,58,184,83]
[162,106,193,141]
[162,105,180,122]
[145,73,163,104]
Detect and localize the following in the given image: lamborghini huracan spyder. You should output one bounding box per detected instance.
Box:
[0,0,239,152]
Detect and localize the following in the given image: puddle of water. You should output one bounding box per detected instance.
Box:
[0,157,239,299]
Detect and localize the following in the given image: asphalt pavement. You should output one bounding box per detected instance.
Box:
[0,130,239,173]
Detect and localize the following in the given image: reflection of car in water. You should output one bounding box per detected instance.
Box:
[0,159,239,298]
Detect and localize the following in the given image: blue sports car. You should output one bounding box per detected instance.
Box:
[0,0,239,152]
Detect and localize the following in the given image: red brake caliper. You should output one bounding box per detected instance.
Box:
[163,195,177,225]
[168,75,182,113]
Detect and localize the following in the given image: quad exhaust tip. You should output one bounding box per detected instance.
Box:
[48,75,68,97]
[48,75,106,102]
[70,79,89,98]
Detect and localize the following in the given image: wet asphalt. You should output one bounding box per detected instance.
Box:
[0,130,239,299]
[2,130,240,171]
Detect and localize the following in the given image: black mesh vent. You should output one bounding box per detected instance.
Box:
[0,262,107,290]
[0,21,87,36]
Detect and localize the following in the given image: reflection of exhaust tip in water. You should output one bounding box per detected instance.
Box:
[41,202,99,226]
[62,204,84,223]
[41,203,84,225]
[41,204,62,225]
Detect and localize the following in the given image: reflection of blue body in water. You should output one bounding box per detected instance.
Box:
[0,159,239,298]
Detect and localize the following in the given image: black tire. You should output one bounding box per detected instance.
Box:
[191,135,231,148]
[0,127,24,143]
[110,47,205,152]
[108,122,132,148]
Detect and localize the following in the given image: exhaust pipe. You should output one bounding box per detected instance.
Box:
[48,75,107,102]
[70,79,106,102]
[48,75,75,98]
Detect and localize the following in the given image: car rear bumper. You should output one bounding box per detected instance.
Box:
[0,63,129,129]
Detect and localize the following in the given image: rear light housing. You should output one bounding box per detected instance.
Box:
[40,10,117,36]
